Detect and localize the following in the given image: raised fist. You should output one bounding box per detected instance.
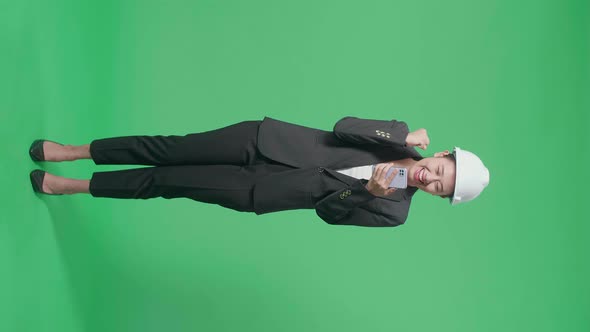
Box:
[406,128,430,150]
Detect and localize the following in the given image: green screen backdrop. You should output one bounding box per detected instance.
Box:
[2,0,588,331]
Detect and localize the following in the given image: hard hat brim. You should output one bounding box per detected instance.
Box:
[449,147,461,205]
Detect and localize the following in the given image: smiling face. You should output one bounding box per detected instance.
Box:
[408,150,456,198]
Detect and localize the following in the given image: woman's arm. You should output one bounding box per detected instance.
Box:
[314,179,406,227]
[332,116,410,147]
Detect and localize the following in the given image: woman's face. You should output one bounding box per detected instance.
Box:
[408,150,456,198]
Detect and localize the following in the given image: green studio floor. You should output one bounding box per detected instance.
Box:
[2,1,588,331]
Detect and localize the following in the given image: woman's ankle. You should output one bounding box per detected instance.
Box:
[69,144,92,160]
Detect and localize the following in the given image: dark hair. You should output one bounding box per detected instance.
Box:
[440,153,456,199]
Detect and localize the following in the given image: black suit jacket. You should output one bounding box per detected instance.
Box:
[252,116,424,227]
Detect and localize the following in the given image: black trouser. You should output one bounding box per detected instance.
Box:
[88,120,299,212]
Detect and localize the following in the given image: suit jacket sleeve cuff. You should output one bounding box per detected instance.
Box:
[314,179,376,222]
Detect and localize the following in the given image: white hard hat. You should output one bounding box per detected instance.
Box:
[449,147,490,206]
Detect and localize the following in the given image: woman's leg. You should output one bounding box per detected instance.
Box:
[44,120,262,165]
[42,162,295,213]
[88,120,263,166]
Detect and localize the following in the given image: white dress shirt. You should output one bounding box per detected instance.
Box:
[334,164,374,180]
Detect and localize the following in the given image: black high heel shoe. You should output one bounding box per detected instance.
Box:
[29,139,64,162]
[30,169,63,195]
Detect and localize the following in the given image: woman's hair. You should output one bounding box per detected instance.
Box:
[440,153,456,199]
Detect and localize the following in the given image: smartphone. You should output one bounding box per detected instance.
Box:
[371,165,407,189]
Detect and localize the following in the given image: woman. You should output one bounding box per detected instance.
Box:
[29,116,490,227]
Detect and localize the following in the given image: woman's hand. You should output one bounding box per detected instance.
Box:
[406,128,430,150]
[365,163,398,197]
